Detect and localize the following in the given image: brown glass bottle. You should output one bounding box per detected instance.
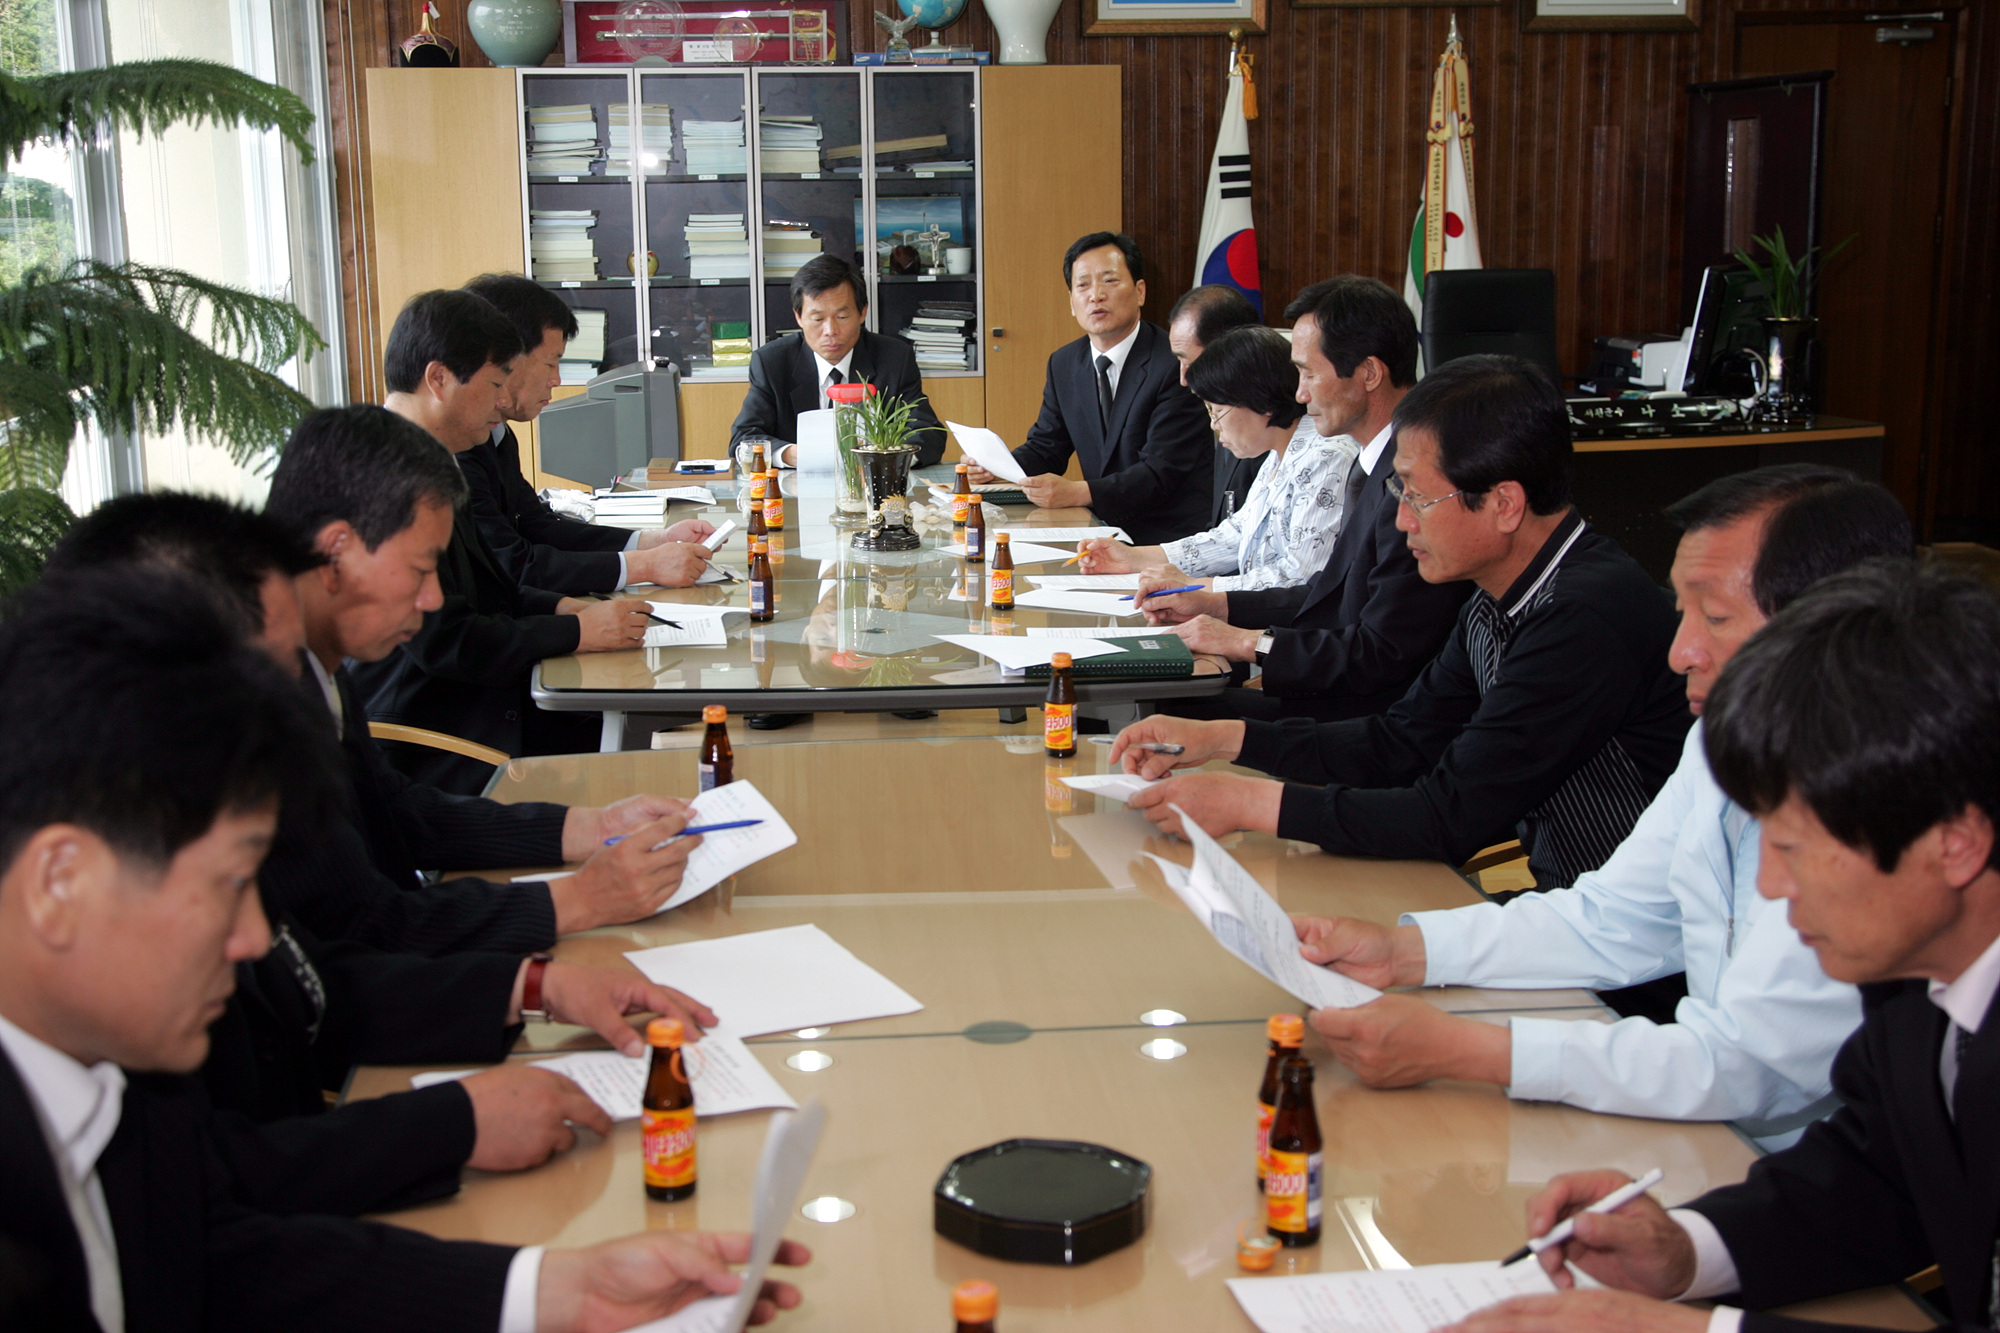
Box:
[952,463,973,526]
[1256,1014,1305,1190]
[1044,651,1077,757]
[747,441,767,480]
[952,1280,998,1333]
[762,470,786,530]
[748,538,775,623]
[698,704,733,791]
[1265,1051,1322,1246]
[963,492,986,564]
[747,476,768,540]
[989,532,1015,610]
[642,1018,697,1201]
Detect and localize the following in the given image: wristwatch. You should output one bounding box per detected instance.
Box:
[1254,633,1276,665]
[520,952,556,1024]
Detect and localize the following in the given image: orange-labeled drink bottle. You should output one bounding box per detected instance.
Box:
[642,1018,696,1201]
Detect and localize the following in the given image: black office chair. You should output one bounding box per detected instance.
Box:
[1421,268,1561,382]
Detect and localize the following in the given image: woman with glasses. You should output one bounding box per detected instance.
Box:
[1077,325,1354,592]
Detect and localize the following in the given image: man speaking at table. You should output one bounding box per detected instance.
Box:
[1288,472,1910,1142]
[1440,561,2000,1333]
[964,232,1213,546]
[729,254,945,468]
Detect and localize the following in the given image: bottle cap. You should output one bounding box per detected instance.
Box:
[996,531,1010,543]
[1269,1013,1304,1045]
[1051,652,1073,669]
[703,704,727,724]
[1237,1227,1282,1271]
[646,1018,685,1047]
[951,1280,998,1322]
[955,463,969,474]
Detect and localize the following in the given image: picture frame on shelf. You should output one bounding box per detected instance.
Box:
[1085,0,1265,38]
[1523,0,1698,32]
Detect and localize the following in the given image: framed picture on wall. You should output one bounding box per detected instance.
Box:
[1086,0,1266,37]
[1524,0,1698,31]
[1294,0,1494,8]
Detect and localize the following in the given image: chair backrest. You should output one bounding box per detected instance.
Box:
[1422,268,1561,382]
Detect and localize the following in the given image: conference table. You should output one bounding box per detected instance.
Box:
[530,472,1227,749]
[349,735,1932,1332]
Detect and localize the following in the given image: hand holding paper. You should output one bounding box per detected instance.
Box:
[946,420,1027,484]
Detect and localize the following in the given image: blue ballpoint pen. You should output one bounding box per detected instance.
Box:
[1120,583,1204,601]
[603,818,764,847]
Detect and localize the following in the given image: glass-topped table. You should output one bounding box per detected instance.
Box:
[533,474,1227,747]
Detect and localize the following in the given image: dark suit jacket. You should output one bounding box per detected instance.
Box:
[1687,978,2000,1333]
[461,426,629,595]
[730,329,946,467]
[349,495,584,789]
[1213,445,1267,527]
[1227,433,1471,714]
[1013,321,1215,547]
[0,1049,515,1333]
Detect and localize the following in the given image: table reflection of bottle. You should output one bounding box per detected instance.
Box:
[1044,756,1075,859]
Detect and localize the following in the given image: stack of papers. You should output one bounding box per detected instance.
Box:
[409,1030,795,1121]
[529,209,598,282]
[593,494,668,521]
[562,308,607,381]
[1027,573,1144,592]
[626,923,924,1036]
[686,212,750,280]
[932,634,1126,671]
[1228,1262,1558,1333]
[607,103,672,176]
[526,103,599,175]
[903,301,975,371]
[945,421,1025,484]
[758,115,823,173]
[682,118,747,175]
[643,601,747,648]
[761,219,822,279]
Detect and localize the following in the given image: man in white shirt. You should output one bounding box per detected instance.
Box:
[0,572,805,1332]
[1282,471,1911,1141]
[1437,559,2000,1333]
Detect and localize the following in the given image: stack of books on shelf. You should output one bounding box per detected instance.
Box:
[560,309,608,384]
[760,219,823,279]
[712,320,752,369]
[685,213,750,280]
[902,300,975,371]
[606,103,672,176]
[529,209,599,282]
[681,119,746,175]
[757,115,823,173]
[825,133,948,166]
[526,104,600,175]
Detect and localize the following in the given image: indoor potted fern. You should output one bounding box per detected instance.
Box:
[1733,226,1853,426]
[849,390,922,552]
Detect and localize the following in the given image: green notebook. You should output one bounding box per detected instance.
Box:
[1018,634,1194,681]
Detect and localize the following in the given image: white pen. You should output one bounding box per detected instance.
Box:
[702,519,738,552]
[1500,1167,1665,1266]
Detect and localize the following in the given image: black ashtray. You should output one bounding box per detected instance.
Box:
[933,1138,1151,1265]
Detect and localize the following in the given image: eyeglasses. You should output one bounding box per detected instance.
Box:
[1385,473,1467,514]
[1204,402,1234,424]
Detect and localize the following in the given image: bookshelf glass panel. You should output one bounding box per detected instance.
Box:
[639,70,753,379]
[869,68,978,376]
[754,68,864,347]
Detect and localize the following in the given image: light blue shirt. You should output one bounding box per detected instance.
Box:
[1405,722,1860,1136]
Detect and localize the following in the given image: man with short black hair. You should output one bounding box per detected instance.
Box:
[460,273,715,593]
[1113,354,1691,889]
[729,253,944,467]
[966,231,1213,545]
[1442,561,2000,1333]
[1142,275,1469,723]
[1285,469,1910,1139]
[354,290,654,791]
[1167,283,1266,524]
[0,573,809,1332]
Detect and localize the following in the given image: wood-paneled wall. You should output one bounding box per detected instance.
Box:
[326,0,1997,531]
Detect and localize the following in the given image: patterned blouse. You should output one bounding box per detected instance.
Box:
[1161,423,1357,592]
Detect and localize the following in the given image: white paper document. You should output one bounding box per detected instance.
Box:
[1060,772,1159,801]
[938,538,1074,565]
[1027,573,1144,591]
[1161,806,1382,1011]
[649,601,749,620]
[595,485,718,505]
[794,407,837,472]
[625,924,922,1037]
[694,565,734,585]
[408,1031,796,1121]
[659,780,800,913]
[510,869,576,884]
[946,420,1027,483]
[1012,588,1145,618]
[1227,1261,1558,1333]
[702,519,738,551]
[638,1100,828,1333]
[644,620,729,648]
[1026,624,1178,639]
[932,634,1126,671]
[998,525,1131,544]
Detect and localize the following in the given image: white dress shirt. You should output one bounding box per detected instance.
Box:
[1090,321,1142,398]
[1162,424,1356,591]
[1354,421,1393,478]
[811,346,857,409]
[0,1011,127,1333]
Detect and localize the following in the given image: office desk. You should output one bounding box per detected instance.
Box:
[357,736,1931,1331]
[533,489,1225,748]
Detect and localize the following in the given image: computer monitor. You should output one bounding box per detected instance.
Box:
[1682,263,1768,395]
[534,363,683,487]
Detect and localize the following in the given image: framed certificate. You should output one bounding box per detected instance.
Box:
[1086,0,1266,37]
[1524,0,1699,32]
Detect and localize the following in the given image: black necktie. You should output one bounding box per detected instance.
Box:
[1095,354,1114,429]
[1346,453,1369,512]
[825,366,843,409]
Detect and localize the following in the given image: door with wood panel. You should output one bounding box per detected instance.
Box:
[1737,11,1954,516]
[979,67,1122,453]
